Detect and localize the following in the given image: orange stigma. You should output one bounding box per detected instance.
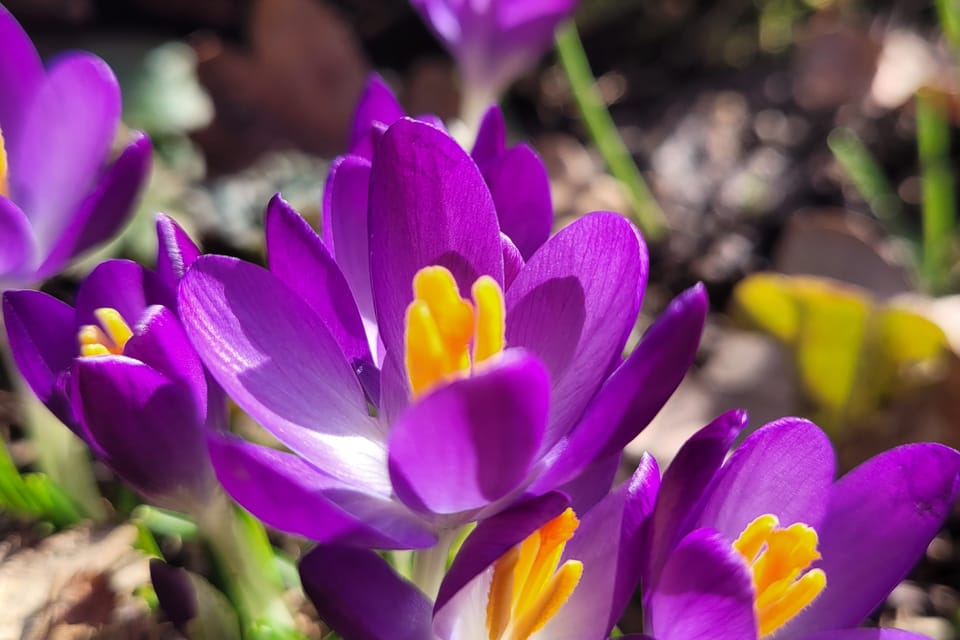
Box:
[0,126,8,197]
[733,514,827,637]
[78,308,134,356]
[404,266,505,397]
[485,508,583,640]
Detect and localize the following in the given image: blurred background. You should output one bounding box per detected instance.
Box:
[5,0,960,636]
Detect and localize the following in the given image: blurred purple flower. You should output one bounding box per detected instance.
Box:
[409,0,578,112]
[342,74,552,259]
[300,455,659,640]
[0,5,150,289]
[2,215,217,511]
[178,118,705,549]
[639,411,960,640]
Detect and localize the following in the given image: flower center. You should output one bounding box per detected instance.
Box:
[404,265,505,398]
[78,308,134,356]
[0,126,8,197]
[733,514,827,637]
[484,508,583,640]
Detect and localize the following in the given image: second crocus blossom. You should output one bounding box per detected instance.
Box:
[0,5,150,289]
[640,411,960,640]
[2,215,216,511]
[299,455,661,640]
[178,118,705,552]
[409,0,578,126]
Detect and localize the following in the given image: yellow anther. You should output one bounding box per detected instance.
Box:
[733,514,827,637]
[77,307,133,356]
[0,126,8,197]
[485,508,583,640]
[404,266,506,397]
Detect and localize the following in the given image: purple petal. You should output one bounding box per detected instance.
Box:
[322,155,379,361]
[556,451,620,517]
[471,105,506,170]
[150,560,196,634]
[694,418,836,541]
[70,355,214,509]
[0,196,34,283]
[300,545,433,640]
[178,256,387,489]
[436,491,569,610]
[349,74,406,160]
[647,409,748,589]
[34,133,152,280]
[208,435,436,549]
[647,529,758,640]
[0,6,43,152]
[155,213,201,291]
[783,443,960,636]
[529,284,707,493]
[389,350,549,515]
[500,233,524,289]
[483,144,552,259]
[265,194,373,377]
[2,290,77,427]
[801,631,933,640]
[11,53,120,251]
[74,259,174,328]
[369,118,503,361]
[506,211,647,449]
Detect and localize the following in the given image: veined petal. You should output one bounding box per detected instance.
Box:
[389,350,549,515]
[471,105,507,170]
[500,233,524,290]
[506,211,647,450]
[482,144,552,259]
[11,52,120,251]
[369,118,503,362]
[301,545,434,640]
[70,355,213,510]
[209,435,436,549]
[801,631,936,640]
[155,212,201,290]
[74,259,174,328]
[34,133,151,280]
[647,529,758,640]
[2,290,77,427]
[178,255,386,489]
[349,74,406,160]
[782,443,960,636]
[266,194,373,374]
[694,418,835,541]
[646,410,748,590]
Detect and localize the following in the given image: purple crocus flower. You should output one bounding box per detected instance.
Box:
[638,411,960,640]
[178,117,705,550]
[0,6,151,289]
[300,454,660,640]
[2,215,217,511]
[340,74,552,260]
[409,0,578,123]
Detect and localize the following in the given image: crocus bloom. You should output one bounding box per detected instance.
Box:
[639,411,960,640]
[178,118,705,550]
[341,74,552,260]
[409,0,578,123]
[0,6,151,289]
[2,215,217,511]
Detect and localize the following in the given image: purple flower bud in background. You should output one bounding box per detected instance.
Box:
[0,5,151,289]
[409,0,578,122]
[2,215,218,512]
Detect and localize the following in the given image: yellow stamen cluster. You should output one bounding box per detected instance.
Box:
[733,514,827,637]
[404,265,505,397]
[78,308,134,357]
[0,127,8,197]
[485,508,583,640]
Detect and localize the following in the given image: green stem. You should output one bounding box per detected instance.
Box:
[193,491,304,640]
[555,22,667,240]
[917,90,957,294]
[410,528,458,601]
[0,337,105,520]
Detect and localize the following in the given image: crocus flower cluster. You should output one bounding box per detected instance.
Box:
[0,6,150,290]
